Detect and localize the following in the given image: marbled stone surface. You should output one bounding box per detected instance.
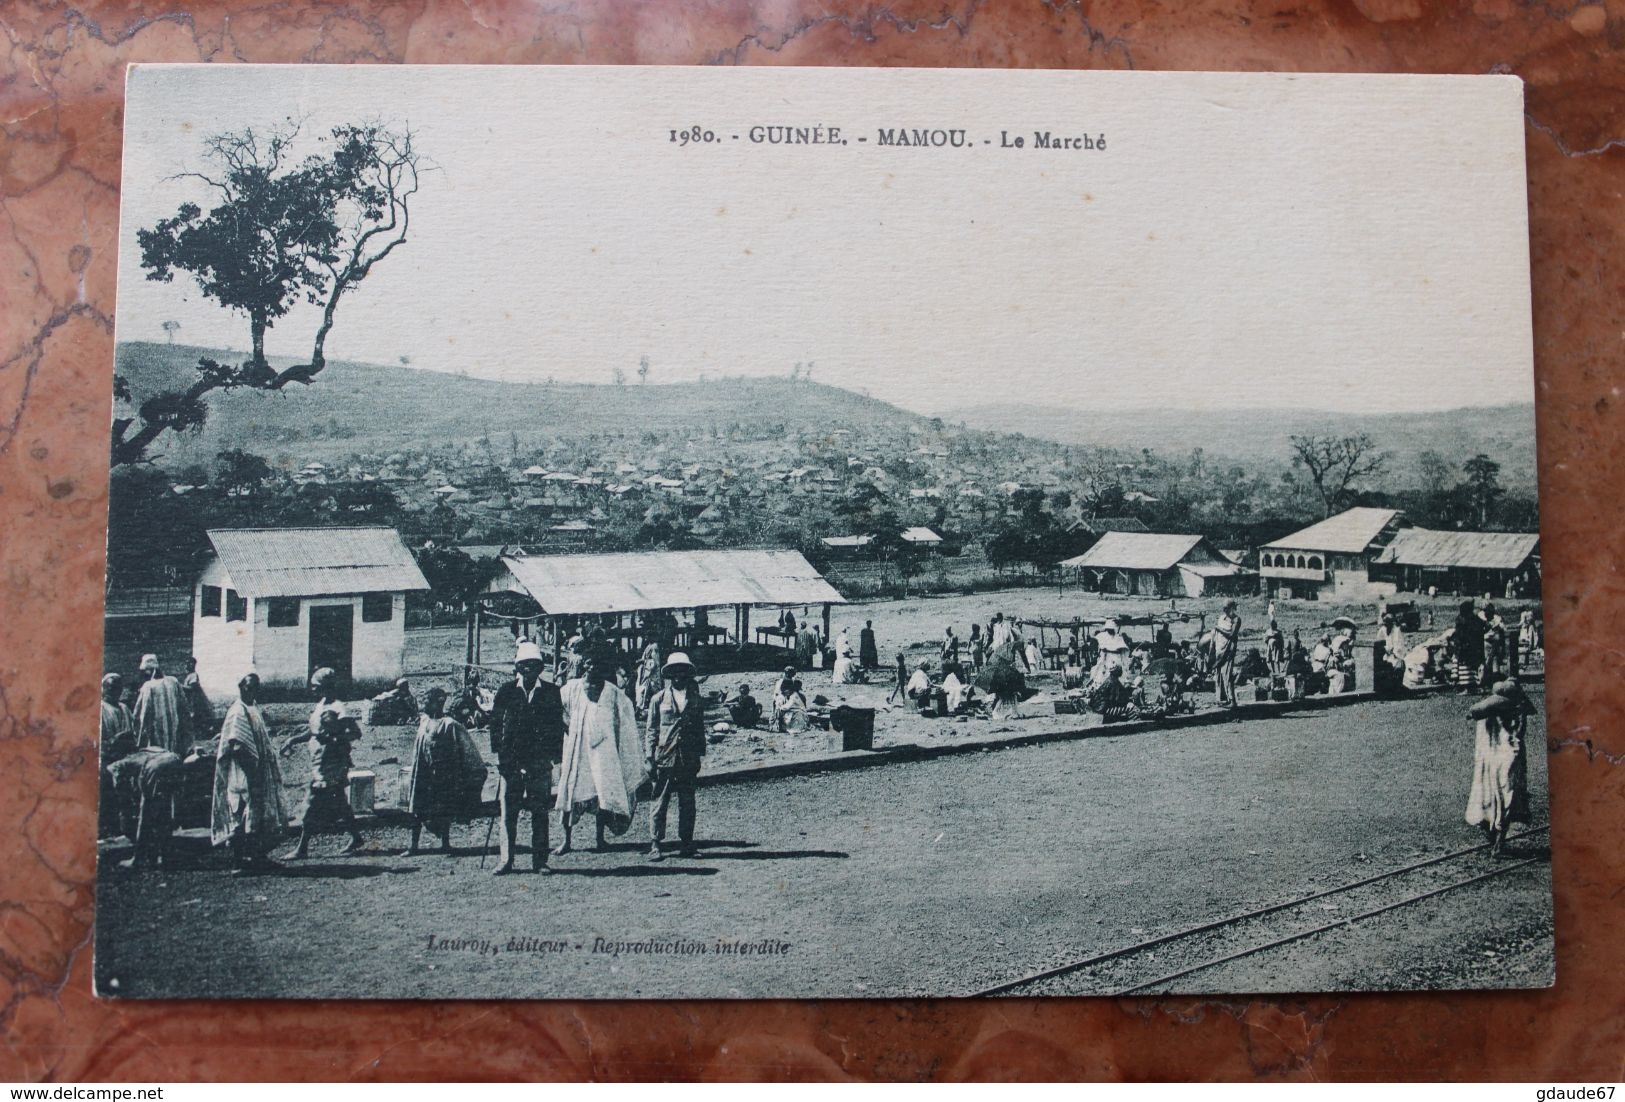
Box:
[1,0,1622,1081]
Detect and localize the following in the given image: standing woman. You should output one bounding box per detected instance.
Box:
[985,638,1025,720]
[402,687,485,856]
[635,637,664,717]
[1465,679,1534,856]
[859,620,879,671]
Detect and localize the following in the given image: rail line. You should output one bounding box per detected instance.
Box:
[971,824,1550,997]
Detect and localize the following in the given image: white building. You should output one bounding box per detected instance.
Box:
[193,527,430,701]
[1259,507,1405,601]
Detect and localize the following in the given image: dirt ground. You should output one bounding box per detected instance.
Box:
[95,689,1551,1000]
[107,586,1547,848]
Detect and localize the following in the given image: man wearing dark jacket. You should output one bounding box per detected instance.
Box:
[646,652,707,860]
[489,640,565,874]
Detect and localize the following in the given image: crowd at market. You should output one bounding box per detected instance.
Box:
[97,595,1543,878]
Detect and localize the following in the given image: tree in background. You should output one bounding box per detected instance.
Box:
[116,118,423,465]
[1416,449,1452,497]
[161,319,180,344]
[1288,433,1390,517]
[105,468,211,587]
[611,367,628,387]
[637,355,651,384]
[214,448,272,499]
[414,546,498,609]
[1460,453,1505,528]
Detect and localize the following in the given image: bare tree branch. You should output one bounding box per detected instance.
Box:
[1288,433,1391,517]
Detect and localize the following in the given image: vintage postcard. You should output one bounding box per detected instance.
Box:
[96,65,1549,999]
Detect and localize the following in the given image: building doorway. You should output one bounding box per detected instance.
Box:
[309,603,354,690]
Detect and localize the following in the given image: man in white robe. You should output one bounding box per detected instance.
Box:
[211,673,289,873]
[554,655,647,853]
[831,627,860,684]
[134,654,191,754]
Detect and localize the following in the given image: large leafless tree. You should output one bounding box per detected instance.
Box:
[1288,433,1390,517]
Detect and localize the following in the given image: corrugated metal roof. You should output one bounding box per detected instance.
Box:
[206,527,429,598]
[489,549,846,614]
[1059,532,1205,572]
[1376,528,1539,570]
[1264,507,1402,554]
[900,527,943,543]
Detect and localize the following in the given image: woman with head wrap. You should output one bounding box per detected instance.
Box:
[402,687,486,855]
[1466,679,1535,856]
[289,666,365,859]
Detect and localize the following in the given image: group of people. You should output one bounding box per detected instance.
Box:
[98,654,216,865]
[474,639,712,869]
[100,635,721,874]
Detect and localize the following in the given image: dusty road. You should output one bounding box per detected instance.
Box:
[95,691,1551,999]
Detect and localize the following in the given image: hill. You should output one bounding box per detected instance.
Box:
[936,401,1539,492]
[115,341,926,466]
[116,342,1538,495]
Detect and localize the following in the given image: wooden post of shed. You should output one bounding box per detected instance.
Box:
[464,604,476,668]
[472,602,483,668]
[822,601,832,645]
[739,604,750,652]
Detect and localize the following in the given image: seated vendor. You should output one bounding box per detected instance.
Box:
[906,661,948,715]
[772,667,808,731]
[370,678,419,725]
[729,683,764,729]
[1089,667,1140,723]
[1236,647,1271,683]
[941,662,979,714]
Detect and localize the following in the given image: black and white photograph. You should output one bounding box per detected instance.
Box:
[95,64,1551,1000]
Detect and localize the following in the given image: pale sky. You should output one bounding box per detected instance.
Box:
[116,65,1535,415]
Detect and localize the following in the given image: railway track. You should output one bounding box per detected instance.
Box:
[971,824,1551,997]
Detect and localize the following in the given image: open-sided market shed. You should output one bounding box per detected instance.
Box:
[1370,527,1540,597]
[473,548,846,668]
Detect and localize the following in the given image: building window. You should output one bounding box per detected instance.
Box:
[361,593,394,623]
[1308,556,1322,571]
[226,589,248,622]
[267,598,300,627]
[200,585,222,617]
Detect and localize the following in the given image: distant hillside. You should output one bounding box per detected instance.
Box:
[115,341,926,466]
[937,401,1539,492]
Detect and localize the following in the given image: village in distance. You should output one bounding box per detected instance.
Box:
[106,335,1539,625]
